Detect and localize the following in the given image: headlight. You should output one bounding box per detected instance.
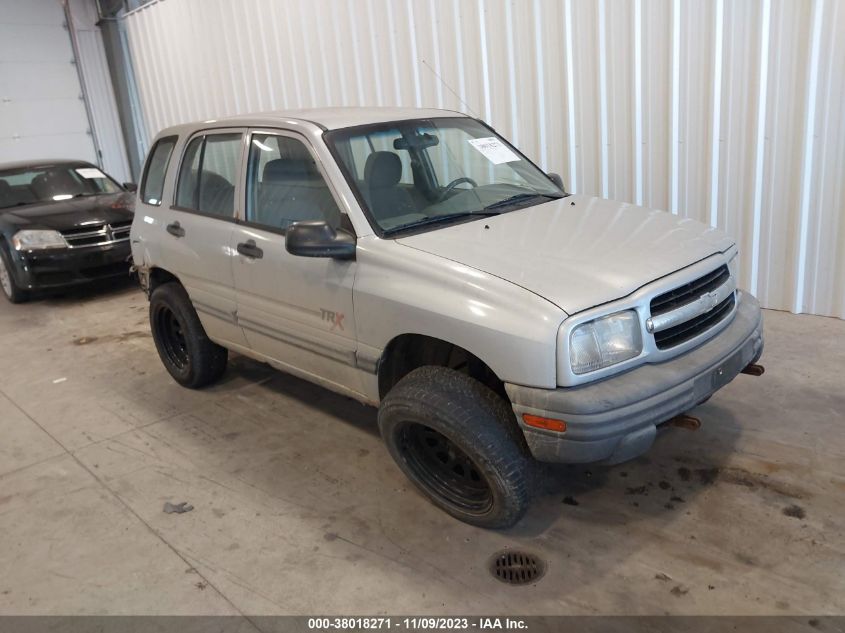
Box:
[12,230,68,251]
[569,310,643,374]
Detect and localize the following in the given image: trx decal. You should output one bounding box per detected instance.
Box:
[321,309,345,331]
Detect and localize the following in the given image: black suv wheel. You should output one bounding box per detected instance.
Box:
[378,366,531,529]
[149,282,227,388]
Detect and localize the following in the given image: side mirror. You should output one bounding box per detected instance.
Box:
[285,221,356,259]
[123,182,138,192]
[547,173,565,190]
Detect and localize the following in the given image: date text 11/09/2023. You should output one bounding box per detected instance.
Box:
[307,617,528,630]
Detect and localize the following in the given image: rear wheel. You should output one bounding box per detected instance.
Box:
[0,244,29,304]
[379,366,532,529]
[149,282,227,388]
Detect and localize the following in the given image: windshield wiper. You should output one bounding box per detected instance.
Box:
[384,211,501,235]
[483,192,563,212]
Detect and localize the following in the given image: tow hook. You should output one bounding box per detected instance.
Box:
[741,363,765,376]
[667,414,701,431]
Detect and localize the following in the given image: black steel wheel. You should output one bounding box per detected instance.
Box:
[379,366,531,529]
[153,303,190,371]
[399,422,494,513]
[149,282,228,388]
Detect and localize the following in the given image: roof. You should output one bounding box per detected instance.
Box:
[216,107,469,130]
[0,159,92,172]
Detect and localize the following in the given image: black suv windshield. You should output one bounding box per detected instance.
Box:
[0,163,122,210]
[325,118,565,235]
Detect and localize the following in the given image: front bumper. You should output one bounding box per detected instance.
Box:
[13,242,132,290]
[505,291,763,465]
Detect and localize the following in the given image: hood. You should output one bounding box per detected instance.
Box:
[0,192,135,232]
[397,195,735,315]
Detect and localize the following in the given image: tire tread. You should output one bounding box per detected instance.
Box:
[379,366,531,529]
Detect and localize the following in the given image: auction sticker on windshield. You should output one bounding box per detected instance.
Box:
[75,167,107,179]
[468,137,519,164]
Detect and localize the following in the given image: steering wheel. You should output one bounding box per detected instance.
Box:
[436,177,478,202]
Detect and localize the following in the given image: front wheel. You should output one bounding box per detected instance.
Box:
[149,282,228,388]
[0,244,29,303]
[378,367,531,529]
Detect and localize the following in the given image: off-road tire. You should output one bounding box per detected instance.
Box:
[0,243,29,304]
[149,282,227,388]
[378,366,532,529]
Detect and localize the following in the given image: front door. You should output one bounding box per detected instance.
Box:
[230,130,359,392]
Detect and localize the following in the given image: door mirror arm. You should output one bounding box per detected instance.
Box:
[285,221,356,260]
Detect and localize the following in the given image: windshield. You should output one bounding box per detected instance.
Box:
[324,117,564,235]
[0,164,122,210]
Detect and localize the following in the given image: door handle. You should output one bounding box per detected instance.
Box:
[166,221,185,238]
[237,239,264,259]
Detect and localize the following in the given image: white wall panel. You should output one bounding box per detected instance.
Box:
[0,0,130,182]
[124,0,845,318]
[0,0,96,166]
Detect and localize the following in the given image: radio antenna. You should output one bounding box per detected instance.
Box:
[420,58,479,117]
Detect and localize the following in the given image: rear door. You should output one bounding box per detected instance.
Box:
[230,129,359,391]
[158,128,248,348]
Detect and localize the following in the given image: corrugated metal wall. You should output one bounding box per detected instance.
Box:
[123,0,845,319]
[69,0,132,182]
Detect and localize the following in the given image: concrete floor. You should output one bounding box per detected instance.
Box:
[0,280,843,616]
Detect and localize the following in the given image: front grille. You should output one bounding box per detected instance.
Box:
[650,264,730,316]
[62,220,132,248]
[654,293,735,350]
[649,264,736,350]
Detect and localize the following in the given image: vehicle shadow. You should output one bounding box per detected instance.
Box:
[221,356,381,439]
[36,275,139,305]
[211,356,743,529]
[508,403,743,538]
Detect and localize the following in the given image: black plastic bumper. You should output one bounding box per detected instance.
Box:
[505,291,764,465]
[13,242,132,290]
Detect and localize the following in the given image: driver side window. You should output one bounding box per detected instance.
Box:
[245,133,342,232]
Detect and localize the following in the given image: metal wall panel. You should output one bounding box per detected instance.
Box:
[124,0,845,318]
[68,0,132,183]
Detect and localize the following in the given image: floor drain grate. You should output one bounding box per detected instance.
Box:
[489,550,545,585]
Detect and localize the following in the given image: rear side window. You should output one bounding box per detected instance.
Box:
[174,132,242,217]
[140,136,176,205]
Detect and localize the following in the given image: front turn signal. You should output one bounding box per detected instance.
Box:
[522,413,567,433]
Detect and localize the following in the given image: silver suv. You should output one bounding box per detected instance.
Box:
[130,107,764,528]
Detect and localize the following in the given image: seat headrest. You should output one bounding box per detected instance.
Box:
[0,180,11,194]
[30,173,52,197]
[199,170,232,190]
[263,158,318,183]
[364,151,402,189]
[31,170,80,198]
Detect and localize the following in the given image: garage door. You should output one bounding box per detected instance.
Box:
[0,0,98,165]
